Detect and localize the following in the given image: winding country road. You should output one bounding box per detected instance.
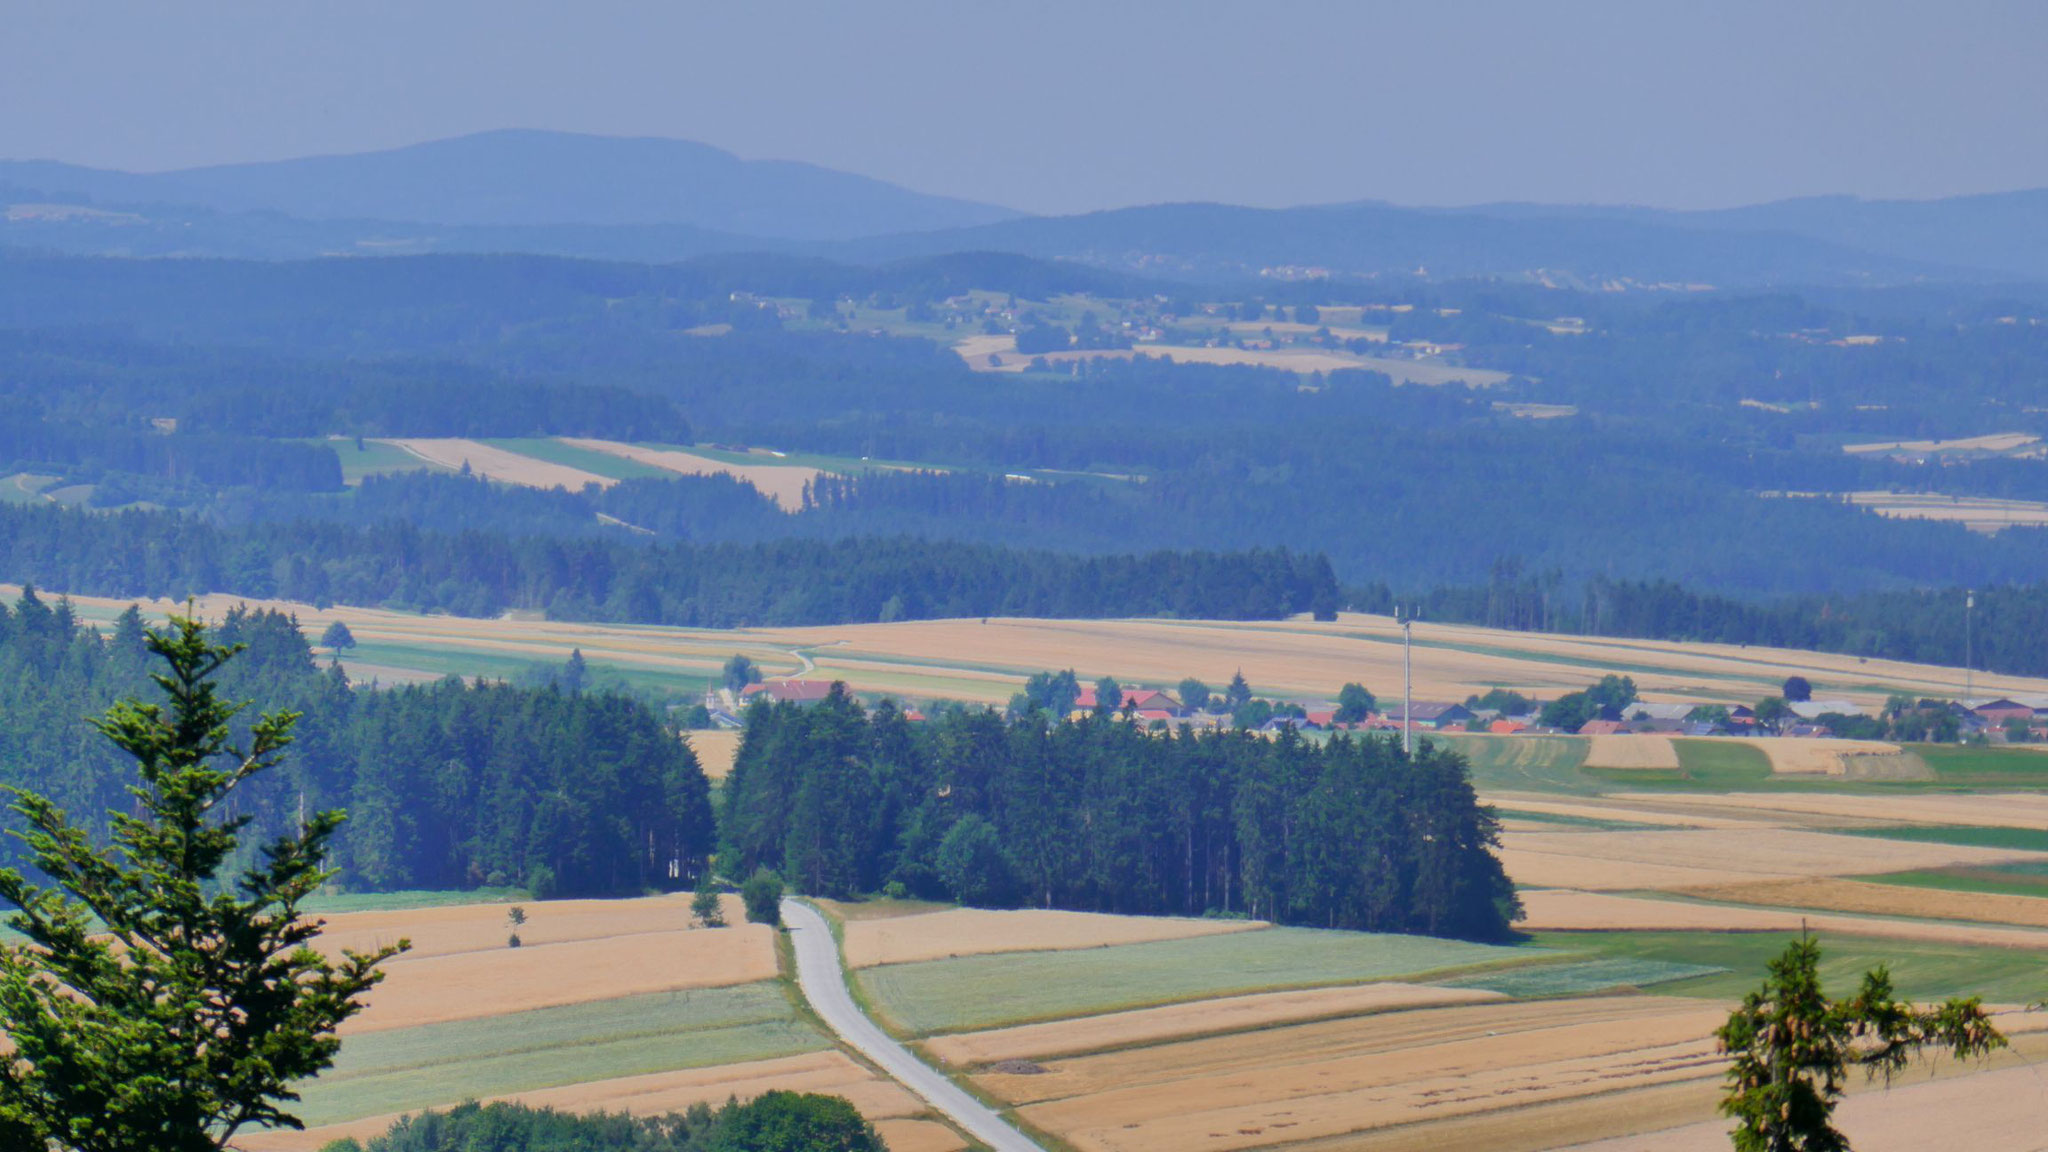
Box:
[781,899,1044,1152]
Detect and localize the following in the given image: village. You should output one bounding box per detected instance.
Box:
[718,670,2048,747]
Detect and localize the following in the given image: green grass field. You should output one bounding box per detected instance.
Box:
[483,438,674,481]
[1868,861,2048,899]
[853,928,1539,1035]
[1841,825,2048,853]
[321,439,451,485]
[1529,930,2048,1003]
[0,473,60,505]
[1670,739,1775,788]
[1452,735,1596,794]
[1443,956,1726,998]
[295,984,824,1125]
[341,639,715,700]
[1492,808,1666,831]
[1917,745,2048,787]
[301,888,528,915]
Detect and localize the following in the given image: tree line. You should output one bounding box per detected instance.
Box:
[0,589,713,895]
[1397,567,2048,679]
[0,501,1340,626]
[718,688,1520,941]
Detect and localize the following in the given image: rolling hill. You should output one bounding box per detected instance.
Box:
[0,129,1021,241]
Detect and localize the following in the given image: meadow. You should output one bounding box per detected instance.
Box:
[852,928,1535,1035]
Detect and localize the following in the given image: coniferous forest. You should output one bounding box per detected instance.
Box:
[0,590,714,895]
[718,687,1521,941]
[0,589,1516,941]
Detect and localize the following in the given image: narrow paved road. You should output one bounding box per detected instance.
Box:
[782,899,1044,1152]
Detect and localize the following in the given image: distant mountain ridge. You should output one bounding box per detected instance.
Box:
[1448,190,2048,282]
[1,130,2043,286]
[0,129,1021,241]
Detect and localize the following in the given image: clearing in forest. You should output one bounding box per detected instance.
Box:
[1843,432,2039,456]
[377,438,613,491]
[955,336,1510,387]
[559,437,824,510]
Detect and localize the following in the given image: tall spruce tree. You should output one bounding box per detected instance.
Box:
[0,616,407,1151]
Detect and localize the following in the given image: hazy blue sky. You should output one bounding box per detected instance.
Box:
[4,1,2042,215]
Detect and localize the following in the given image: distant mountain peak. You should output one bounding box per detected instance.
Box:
[0,130,1023,242]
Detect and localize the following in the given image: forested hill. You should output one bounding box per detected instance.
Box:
[720,688,1520,940]
[1401,573,2048,681]
[0,590,714,894]
[0,503,1341,626]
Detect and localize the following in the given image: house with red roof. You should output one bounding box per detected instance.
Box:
[740,679,835,705]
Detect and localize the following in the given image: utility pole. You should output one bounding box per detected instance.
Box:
[1965,589,1975,706]
[1399,605,1415,757]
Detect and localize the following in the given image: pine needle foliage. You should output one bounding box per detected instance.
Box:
[0,615,408,1152]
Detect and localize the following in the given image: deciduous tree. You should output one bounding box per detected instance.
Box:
[1718,935,2003,1151]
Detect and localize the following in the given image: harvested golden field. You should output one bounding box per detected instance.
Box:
[924,982,1504,1066]
[1626,790,2048,829]
[378,438,613,490]
[239,1051,950,1152]
[1584,735,1679,770]
[1498,826,2048,893]
[348,925,779,1032]
[322,895,776,1033]
[315,893,720,960]
[1486,795,1775,829]
[36,589,2048,719]
[687,728,742,780]
[759,613,2048,713]
[841,907,1263,969]
[1843,432,2039,455]
[1518,889,2048,948]
[1559,1060,2048,1152]
[1725,736,1914,776]
[560,438,821,510]
[980,996,1727,1152]
[1839,490,2048,532]
[952,336,1508,386]
[1684,877,2048,930]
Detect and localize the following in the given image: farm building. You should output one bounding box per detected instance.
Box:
[1073,687,1181,713]
[1972,698,2035,724]
[1379,702,1475,730]
[740,679,835,705]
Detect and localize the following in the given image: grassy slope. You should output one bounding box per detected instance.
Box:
[323,439,451,485]
[297,983,824,1125]
[853,928,1535,1035]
